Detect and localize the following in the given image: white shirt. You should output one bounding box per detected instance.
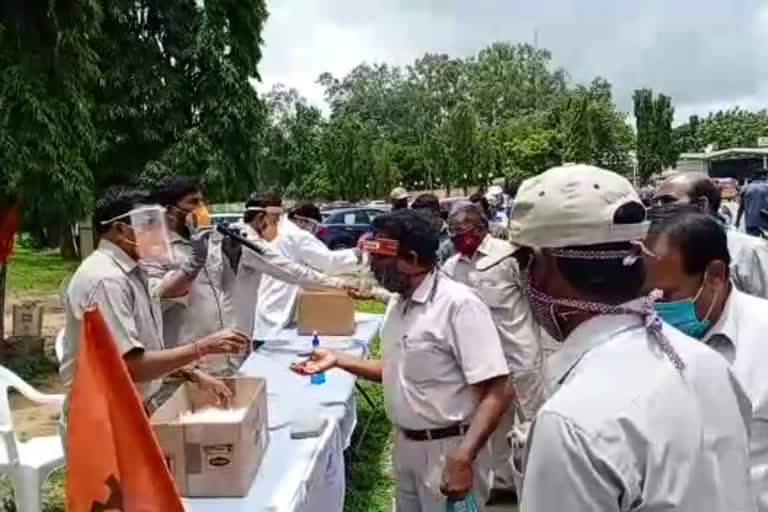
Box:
[443,235,554,418]
[728,229,768,300]
[253,217,359,339]
[230,223,337,335]
[380,271,509,430]
[522,310,754,511]
[705,288,768,511]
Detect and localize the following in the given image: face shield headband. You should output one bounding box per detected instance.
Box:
[522,242,685,373]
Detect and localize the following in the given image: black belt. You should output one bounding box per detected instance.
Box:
[401,424,470,441]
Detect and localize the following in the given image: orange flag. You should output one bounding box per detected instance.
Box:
[66,308,184,512]
[0,204,18,263]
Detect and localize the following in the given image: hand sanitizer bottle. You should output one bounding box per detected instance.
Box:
[310,332,326,385]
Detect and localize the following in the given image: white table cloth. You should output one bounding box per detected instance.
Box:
[184,312,382,512]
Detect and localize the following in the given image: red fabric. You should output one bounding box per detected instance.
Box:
[66,307,184,512]
[0,205,18,263]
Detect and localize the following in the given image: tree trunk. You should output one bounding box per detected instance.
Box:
[59,224,77,260]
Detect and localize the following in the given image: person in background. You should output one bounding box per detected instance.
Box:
[390,187,410,210]
[253,199,360,340]
[654,172,768,299]
[510,165,752,511]
[293,209,509,511]
[229,194,345,336]
[469,192,507,239]
[410,192,454,264]
[646,206,768,511]
[737,168,768,236]
[442,202,552,504]
[60,186,249,423]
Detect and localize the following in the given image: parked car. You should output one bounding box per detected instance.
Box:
[316,207,386,249]
[210,212,243,226]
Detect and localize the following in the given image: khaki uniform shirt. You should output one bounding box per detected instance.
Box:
[705,289,768,511]
[522,310,754,511]
[150,231,234,348]
[728,229,768,300]
[443,235,553,418]
[61,240,164,404]
[231,223,335,335]
[380,271,509,430]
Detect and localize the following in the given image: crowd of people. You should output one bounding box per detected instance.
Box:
[59,164,768,512]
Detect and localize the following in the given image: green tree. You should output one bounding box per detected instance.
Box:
[673,108,768,153]
[633,88,676,183]
[0,0,102,255]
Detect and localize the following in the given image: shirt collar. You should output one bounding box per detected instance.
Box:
[407,269,439,305]
[547,300,646,386]
[98,239,137,274]
[703,288,739,351]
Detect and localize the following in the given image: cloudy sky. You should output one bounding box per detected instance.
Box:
[257,0,768,123]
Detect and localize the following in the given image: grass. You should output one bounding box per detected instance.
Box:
[345,299,394,512]
[6,247,77,295]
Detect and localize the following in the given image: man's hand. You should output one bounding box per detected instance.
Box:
[192,370,234,407]
[197,328,250,356]
[290,348,337,375]
[347,287,375,301]
[440,449,473,500]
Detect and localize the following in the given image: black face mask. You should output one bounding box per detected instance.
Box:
[370,258,411,294]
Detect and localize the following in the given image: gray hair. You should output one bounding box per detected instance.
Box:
[449,202,488,229]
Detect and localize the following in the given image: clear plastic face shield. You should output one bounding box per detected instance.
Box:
[102,205,172,263]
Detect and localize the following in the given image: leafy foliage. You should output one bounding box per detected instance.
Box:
[633,88,677,183]
[673,108,768,153]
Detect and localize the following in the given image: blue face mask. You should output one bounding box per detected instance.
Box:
[653,279,716,339]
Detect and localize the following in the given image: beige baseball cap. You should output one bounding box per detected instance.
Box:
[508,164,649,249]
[390,187,409,201]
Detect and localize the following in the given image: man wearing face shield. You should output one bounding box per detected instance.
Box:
[60,187,249,427]
[228,195,345,336]
[647,205,768,511]
[253,199,360,340]
[442,201,553,502]
[654,171,768,299]
[511,165,753,511]
[147,176,243,373]
[292,209,510,511]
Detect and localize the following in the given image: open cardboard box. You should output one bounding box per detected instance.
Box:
[150,376,269,497]
[296,286,355,336]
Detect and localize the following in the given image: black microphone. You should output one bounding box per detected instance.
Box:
[216,223,266,255]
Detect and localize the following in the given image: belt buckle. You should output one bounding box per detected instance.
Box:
[425,429,432,441]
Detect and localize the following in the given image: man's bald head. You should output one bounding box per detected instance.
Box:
[654,172,721,215]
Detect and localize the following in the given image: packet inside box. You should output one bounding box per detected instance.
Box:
[150,377,269,497]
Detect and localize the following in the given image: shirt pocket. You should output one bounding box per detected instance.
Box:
[402,336,450,386]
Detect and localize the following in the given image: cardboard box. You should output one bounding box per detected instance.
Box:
[296,286,355,336]
[150,377,269,497]
[12,302,43,337]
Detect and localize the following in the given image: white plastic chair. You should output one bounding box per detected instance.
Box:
[54,330,64,365]
[0,364,65,512]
